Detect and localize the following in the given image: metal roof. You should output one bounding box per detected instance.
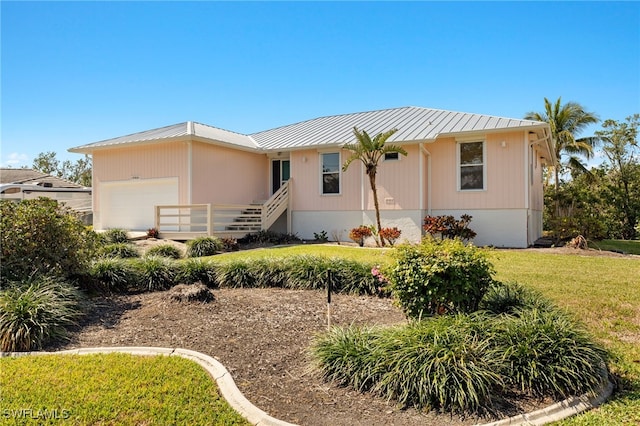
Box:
[250,106,548,150]
[0,168,83,188]
[70,121,257,153]
[69,106,549,154]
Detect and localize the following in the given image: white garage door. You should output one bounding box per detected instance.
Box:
[99,178,179,231]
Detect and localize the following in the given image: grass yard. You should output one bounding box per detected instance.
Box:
[488,250,640,425]
[589,239,640,255]
[0,353,250,426]
[214,243,392,264]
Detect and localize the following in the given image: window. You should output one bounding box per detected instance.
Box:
[384,152,399,161]
[458,141,485,190]
[321,152,340,194]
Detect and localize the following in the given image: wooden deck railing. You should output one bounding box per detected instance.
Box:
[154,180,291,240]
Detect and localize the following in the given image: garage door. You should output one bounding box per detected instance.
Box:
[99,178,179,230]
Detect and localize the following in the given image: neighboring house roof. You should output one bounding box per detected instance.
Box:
[0,168,83,188]
[69,106,553,160]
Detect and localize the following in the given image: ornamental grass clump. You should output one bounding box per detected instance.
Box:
[103,228,130,244]
[100,243,140,259]
[176,258,218,287]
[479,281,554,316]
[133,256,178,292]
[0,275,84,352]
[215,260,257,288]
[385,237,494,318]
[284,255,334,290]
[88,257,135,293]
[311,314,504,413]
[186,237,223,257]
[312,308,608,414]
[213,255,380,295]
[146,244,183,259]
[493,308,608,398]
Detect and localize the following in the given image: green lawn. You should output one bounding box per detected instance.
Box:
[589,239,640,255]
[0,353,250,426]
[487,249,640,425]
[214,243,392,264]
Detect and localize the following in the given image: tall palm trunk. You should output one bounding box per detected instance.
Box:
[554,166,560,218]
[368,171,384,246]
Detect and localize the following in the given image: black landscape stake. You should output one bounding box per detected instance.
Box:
[327,269,332,330]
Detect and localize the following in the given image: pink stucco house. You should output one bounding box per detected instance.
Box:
[69,106,556,248]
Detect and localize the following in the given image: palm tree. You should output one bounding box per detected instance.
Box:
[342,127,407,246]
[525,97,599,191]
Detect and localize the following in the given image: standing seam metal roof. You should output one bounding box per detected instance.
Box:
[69,106,548,154]
[250,106,547,150]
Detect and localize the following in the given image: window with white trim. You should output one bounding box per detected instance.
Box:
[458,141,485,190]
[321,152,340,194]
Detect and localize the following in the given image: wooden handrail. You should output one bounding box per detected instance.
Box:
[155,180,291,239]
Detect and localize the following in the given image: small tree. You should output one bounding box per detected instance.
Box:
[342,127,407,246]
[595,115,640,239]
[32,151,92,187]
[525,97,600,193]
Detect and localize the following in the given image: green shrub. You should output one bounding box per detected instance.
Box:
[0,198,98,282]
[146,244,182,259]
[479,281,554,316]
[100,243,140,259]
[385,238,494,318]
[186,237,223,257]
[379,227,402,246]
[221,237,239,252]
[133,256,177,292]
[88,258,135,292]
[176,258,218,287]
[422,214,477,241]
[313,230,329,242]
[104,228,130,244]
[348,226,372,247]
[239,230,301,245]
[494,308,608,398]
[0,276,84,351]
[311,315,504,412]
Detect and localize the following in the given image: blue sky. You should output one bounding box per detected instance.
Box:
[2,1,639,168]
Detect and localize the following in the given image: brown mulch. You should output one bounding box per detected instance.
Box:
[51,287,554,426]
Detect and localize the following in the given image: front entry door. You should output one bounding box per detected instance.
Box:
[271,159,290,194]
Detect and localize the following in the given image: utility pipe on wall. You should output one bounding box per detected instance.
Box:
[420,143,432,215]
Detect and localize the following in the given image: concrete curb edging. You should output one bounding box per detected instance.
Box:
[3,347,614,426]
[476,368,614,426]
[2,347,297,426]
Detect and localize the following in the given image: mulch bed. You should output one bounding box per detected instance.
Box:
[50,287,551,426]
